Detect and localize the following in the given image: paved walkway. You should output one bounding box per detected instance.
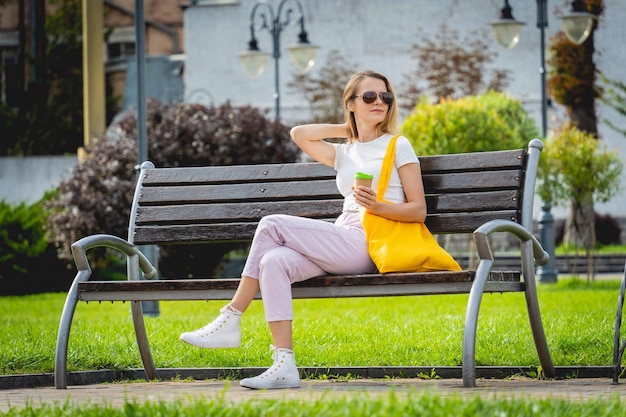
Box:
[2,377,626,411]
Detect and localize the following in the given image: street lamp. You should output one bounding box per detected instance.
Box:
[239,0,318,122]
[491,0,594,284]
[490,0,595,137]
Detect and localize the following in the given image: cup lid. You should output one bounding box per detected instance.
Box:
[354,172,374,179]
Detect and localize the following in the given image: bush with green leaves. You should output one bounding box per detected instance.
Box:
[0,195,70,295]
[400,91,539,156]
[45,100,300,279]
[538,125,623,257]
[538,126,622,208]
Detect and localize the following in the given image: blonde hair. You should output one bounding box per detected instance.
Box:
[343,70,398,143]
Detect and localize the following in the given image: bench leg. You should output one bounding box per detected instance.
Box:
[613,262,626,384]
[128,255,158,381]
[462,259,493,387]
[520,242,556,380]
[55,270,87,389]
[130,300,158,381]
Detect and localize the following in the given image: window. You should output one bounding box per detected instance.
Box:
[106,26,136,61]
[0,31,20,107]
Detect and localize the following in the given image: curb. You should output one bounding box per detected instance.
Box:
[0,366,617,390]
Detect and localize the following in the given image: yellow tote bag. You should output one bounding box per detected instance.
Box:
[361,135,461,273]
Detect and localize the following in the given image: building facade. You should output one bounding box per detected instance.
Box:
[0,0,185,114]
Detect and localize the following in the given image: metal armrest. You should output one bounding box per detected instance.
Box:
[473,219,550,266]
[71,234,157,280]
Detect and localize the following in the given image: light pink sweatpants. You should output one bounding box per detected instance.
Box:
[241,212,376,322]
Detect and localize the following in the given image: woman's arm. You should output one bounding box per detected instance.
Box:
[354,162,427,223]
[290,124,349,167]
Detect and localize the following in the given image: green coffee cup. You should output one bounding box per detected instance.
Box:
[354,172,373,188]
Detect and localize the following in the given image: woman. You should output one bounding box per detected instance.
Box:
[179,70,425,389]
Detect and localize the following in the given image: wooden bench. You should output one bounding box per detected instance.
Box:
[55,139,556,389]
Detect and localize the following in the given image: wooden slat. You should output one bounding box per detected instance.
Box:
[140,151,525,190]
[77,281,526,301]
[419,149,525,173]
[425,190,519,213]
[136,200,344,225]
[133,210,520,244]
[139,180,341,205]
[140,172,523,208]
[422,169,523,193]
[134,222,259,244]
[78,270,520,294]
[426,210,520,234]
[142,162,336,186]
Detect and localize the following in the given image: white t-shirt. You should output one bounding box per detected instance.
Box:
[333,134,420,212]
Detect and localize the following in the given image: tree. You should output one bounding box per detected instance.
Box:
[537,125,622,280]
[289,29,510,125]
[547,0,605,136]
[598,72,626,138]
[0,0,119,156]
[1,0,85,156]
[546,0,606,251]
[287,49,359,124]
[399,25,510,113]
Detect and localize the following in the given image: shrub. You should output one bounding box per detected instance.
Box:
[0,195,70,295]
[45,135,138,264]
[538,125,623,257]
[538,125,622,211]
[45,100,300,279]
[400,91,538,156]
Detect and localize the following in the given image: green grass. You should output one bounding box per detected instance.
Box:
[2,392,626,417]
[0,277,622,375]
[556,244,626,254]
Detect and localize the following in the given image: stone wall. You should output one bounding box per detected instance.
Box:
[0,156,77,205]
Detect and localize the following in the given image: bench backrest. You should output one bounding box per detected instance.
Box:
[129,143,537,246]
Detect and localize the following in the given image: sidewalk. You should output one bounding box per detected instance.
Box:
[2,377,626,411]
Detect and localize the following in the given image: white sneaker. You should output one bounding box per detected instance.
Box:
[179,305,241,348]
[240,345,301,389]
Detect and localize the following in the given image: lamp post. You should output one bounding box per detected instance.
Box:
[134,0,159,316]
[239,0,318,122]
[490,0,595,138]
[490,0,594,284]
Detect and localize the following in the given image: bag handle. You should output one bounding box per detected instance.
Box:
[375,134,400,202]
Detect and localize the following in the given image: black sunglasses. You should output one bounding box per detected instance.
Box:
[353,91,394,105]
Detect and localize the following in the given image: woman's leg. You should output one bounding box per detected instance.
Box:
[182,214,373,357]
[240,214,374,389]
[242,214,374,281]
[269,320,292,349]
[230,276,260,313]
[248,214,373,321]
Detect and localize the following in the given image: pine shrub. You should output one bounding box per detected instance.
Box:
[0,196,70,295]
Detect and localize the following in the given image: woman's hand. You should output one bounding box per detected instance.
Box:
[355,162,427,223]
[353,185,377,211]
